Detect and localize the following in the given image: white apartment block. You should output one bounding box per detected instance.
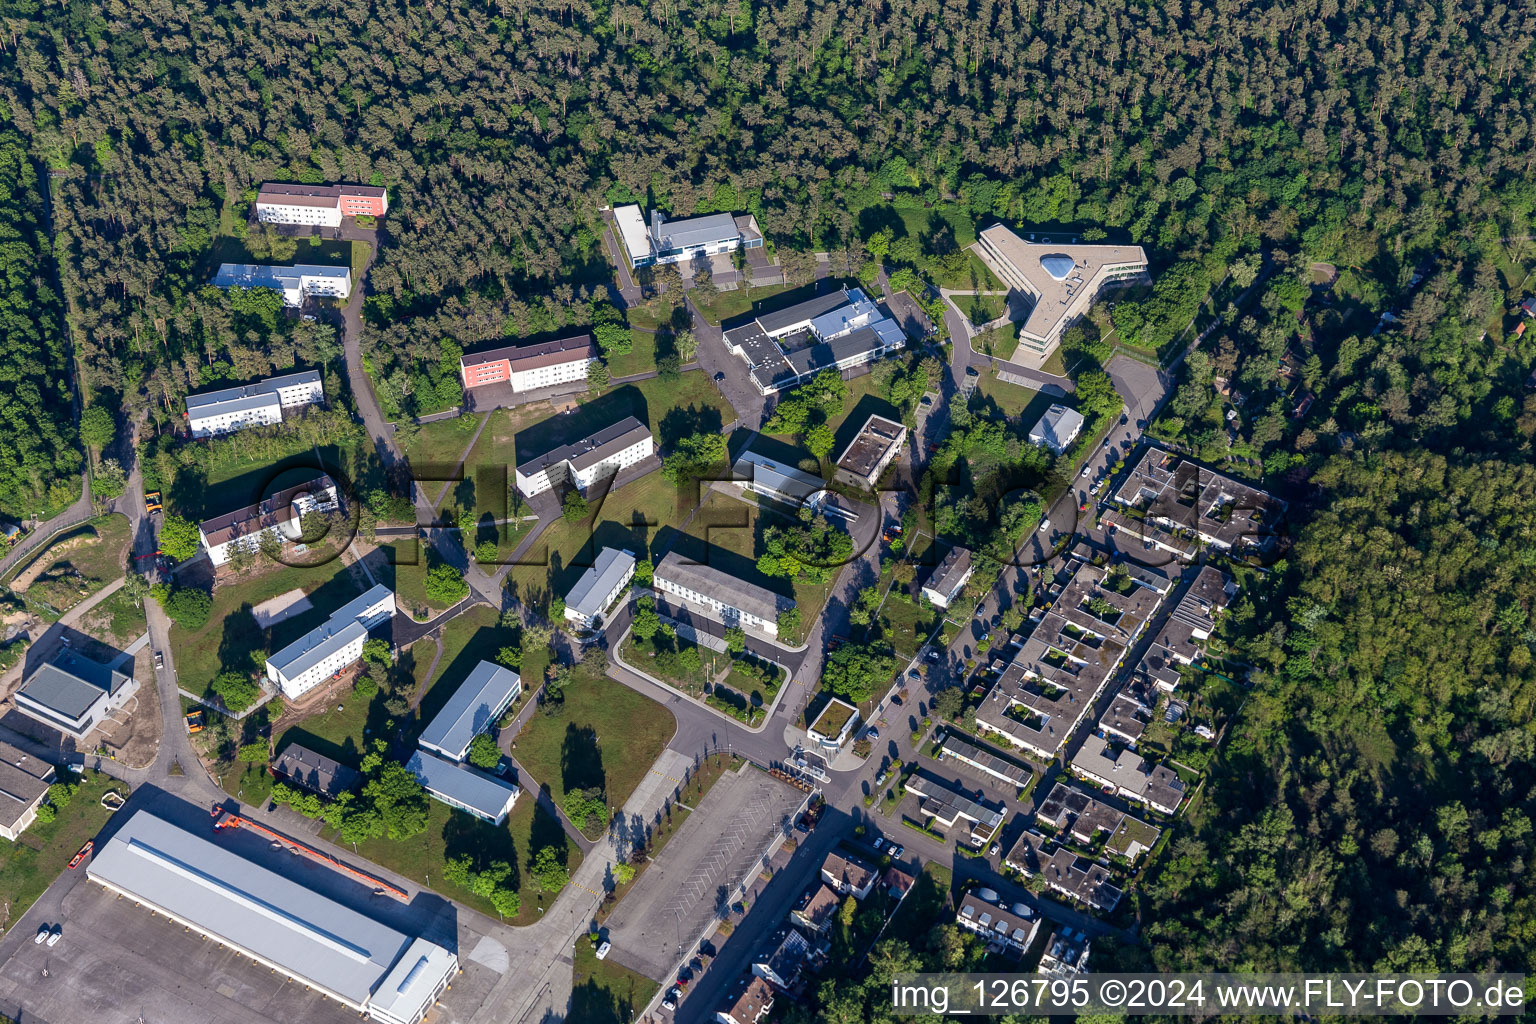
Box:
[185,370,325,439]
[212,263,351,308]
[255,183,389,227]
[653,550,794,640]
[563,547,636,629]
[513,418,653,499]
[974,226,1147,359]
[200,477,339,567]
[265,585,395,700]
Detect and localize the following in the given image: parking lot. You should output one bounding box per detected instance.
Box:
[602,767,807,983]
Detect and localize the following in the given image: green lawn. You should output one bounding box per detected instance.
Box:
[975,373,1054,424]
[932,251,1004,292]
[689,282,793,326]
[276,693,376,769]
[877,590,943,657]
[605,330,659,379]
[623,295,683,333]
[326,788,579,926]
[376,538,463,622]
[0,771,127,927]
[6,514,132,616]
[399,413,485,477]
[961,291,1008,326]
[572,935,660,1024]
[163,443,348,523]
[79,586,148,648]
[512,664,675,837]
[169,553,365,694]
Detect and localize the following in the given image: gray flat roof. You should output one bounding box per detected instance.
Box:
[266,583,393,681]
[836,414,905,477]
[516,417,651,477]
[652,211,740,252]
[406,750,521,822]
[782,319,902,377]
[755,290,853,335]
[417,661,522,761]
[733,450,823,503]
[18,653,130,723]
[565,547,636,619]
[654,549,794,623]
[87,811,448,1011]
[186,370,324,413]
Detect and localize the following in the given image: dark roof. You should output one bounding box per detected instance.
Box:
[515,417,651,477]
[19,653,131,720]
[200,476,334,548]
[755,290,852,335]
[258,182,386,203]
[461,334,596,371]
[271,743,360,798]
[0,741,52,828]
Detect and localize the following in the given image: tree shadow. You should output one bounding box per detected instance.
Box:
[658,404,724,449]
[529,800,573,865]
[560,723,606,796]
[442,806,520,890]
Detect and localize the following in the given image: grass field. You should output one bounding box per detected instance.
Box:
[168,554,364,694]
[0,771,126,928]
[163,444,347,523]
[605,330,659,379]
[399,413,485,476]
[975,373,1053,423]
[326,788,579,926]
[6,514,132,616]
[78,586,148,648]
[623,295,680,333]
[961,291,1009,325]
[513,665,675,837]
[572,935,661,1024]
[376,538,461,621]
[878,590,943,657]
[690,282,792,325]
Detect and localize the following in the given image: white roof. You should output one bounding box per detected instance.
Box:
[808,291,880,340]
[87,811,454,1012]
[565,547,636,619]
[1029,404,1086,452]
[266,583,394,682]
[614,205,652,262]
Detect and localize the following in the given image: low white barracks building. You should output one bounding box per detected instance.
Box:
[459,335,598,393]
[264,585,396,700]
[255,183,389,227]
[185,370,325,438]
[513,417,653,499]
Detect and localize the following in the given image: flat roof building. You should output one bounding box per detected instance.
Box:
[1039,928,1092,977]
[1003,830,1124,911]
[921,546,974,609]
[265,584,395,701]
[1029,404,1087,455]
[905,772,1005,847]
[1099,690,1150,748]
[405,750,521,824]
[653,549,795,640]
[1035,781,1161,861]
[417,661,522,763]
[806,698,861,753]
[956,889,1041,955]
[270,742,361,799]
[0,741,53,841]
[1071,735,1186,815]
[1111,446,1286,556]
[514,417,654,499]
[87,811,456,1024]
[938,734,1032,791]
[564,547,636,629]
[1154,565,1236,664]
[974,226,1148,359]
[733,449,825,508]
[185,370,325,439]
[834,414,906,490]
[256,183,388,227]
[723,287,907,394]
[212,263,351,308]
[976,560,1165,759]
[459,334,598,392]
[199,475,338,567]
[612,204,763,269]
[15,652,138,743]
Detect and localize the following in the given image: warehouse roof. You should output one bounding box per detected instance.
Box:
[565,547,636,620]
[87,811,452,1013]
[417,661,522,762]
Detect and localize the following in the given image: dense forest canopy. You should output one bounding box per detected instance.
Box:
[8,0,1534,428]
[2,0,1536,993]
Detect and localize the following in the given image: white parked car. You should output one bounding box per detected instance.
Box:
[1039,518,1051,533]
[46,925,62,947]
[1080,465,1091,477]
[34,925,47,945]
[595,940,611,960]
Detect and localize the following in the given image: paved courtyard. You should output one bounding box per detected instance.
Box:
[601,766,807,982]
